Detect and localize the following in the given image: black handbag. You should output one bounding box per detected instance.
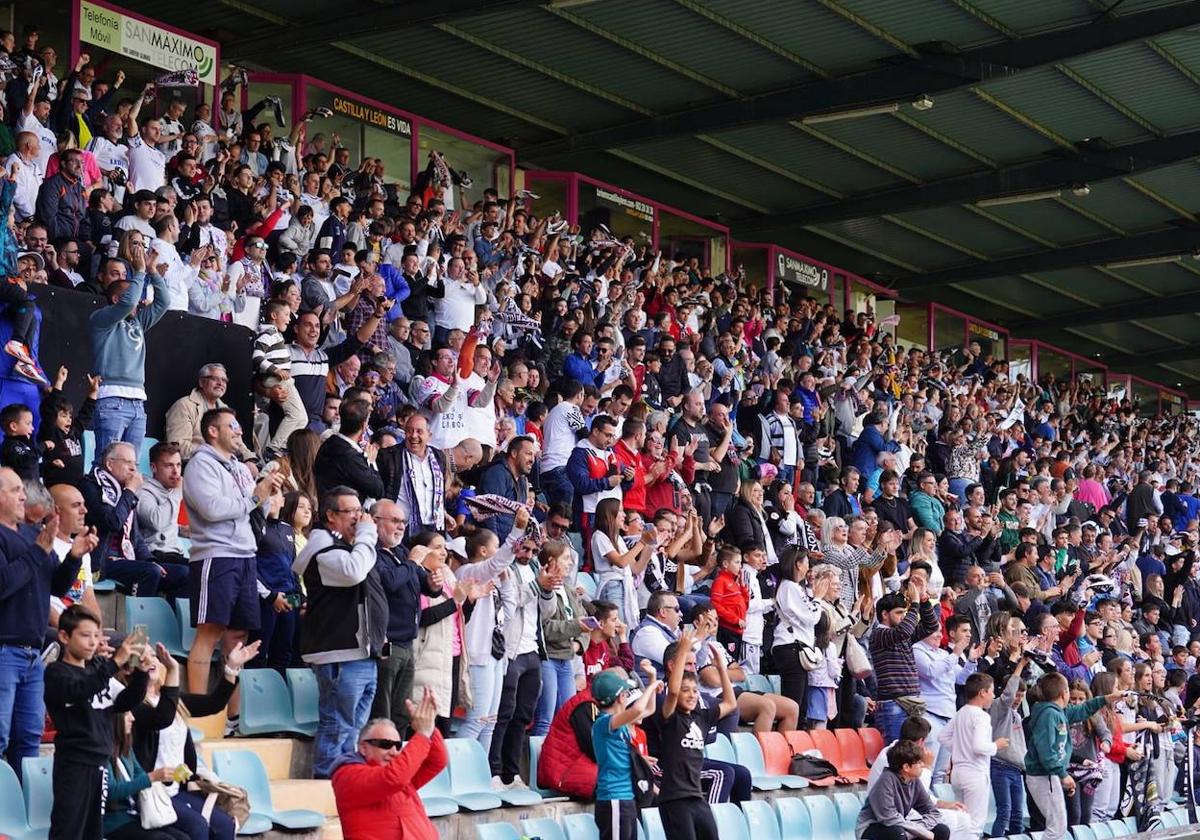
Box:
[788,753,839,780]
[629,749,658,808]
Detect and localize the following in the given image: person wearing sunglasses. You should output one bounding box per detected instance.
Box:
[331,686,445,840]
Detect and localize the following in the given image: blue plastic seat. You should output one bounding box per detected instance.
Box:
[832,792,861,840]
[775,796,814,840]
[0,760,45,840]
[528,735,562,798]
[576,571,597,599]
[712,802,750,840]
[125,596,186,657]
[1072,825,1097,840]
[416,764,459,817]
[704,732,737,764]
[741,799,782,840]
[932,782,955,802]
[237,668,310,736]
[562,813,601,840]
[522,817,567,840]
[768,673,781,694]
[1090,822,1113,839]
[1105,818,1130,838]
[641,807,667,840]
[744,673,773,694]
[731,731,806,789]
[177,536,192,558]
[445,738,540,808]
[211,750,323,830]
[476,824,521,840]
[285,668,318,735]
[1121,816,1137,835]
[82,429,95,472]
[92,578,117,592]
[19,756,52,832]
[174,598,195,654]
[138,436,157,475]
[803,794,841,840]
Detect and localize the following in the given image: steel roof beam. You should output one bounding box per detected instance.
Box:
[1103,343,1200,368]
[521,1,1200,159]
[1006,289,1200,332]
[736,130,1200,233]
[890,227,1200,292]
[223,0,549,60]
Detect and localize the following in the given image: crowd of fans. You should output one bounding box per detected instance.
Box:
[1,24,1199,840]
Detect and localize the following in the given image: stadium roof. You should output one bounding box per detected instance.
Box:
[128,0,1200,393]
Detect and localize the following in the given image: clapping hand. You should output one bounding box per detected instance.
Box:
[226,640,261,669]
[405,686,438,737]
[70,526,99,558]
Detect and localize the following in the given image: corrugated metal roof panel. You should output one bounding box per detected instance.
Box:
[813,218,969,269]
[1106,262,1200,296]
[1134,313,1200,335]
[693,0,898,74]
[1075,321,1175,353]
[564,151,743,221]
[622,138,825,210]
[959,0,1096,35]
[1033,267,1153,306]
[566,0,814,95]
[891,206,1037,256]
[901,88,1056,164]
[1057,180,1181,232]
[835,0,1001,48]
[975,200,1112,245]
[448,7,725,112]
[934,288,1028,323]
[1064,44,1200,134]
[705,124,902,194]
[980,67,1152,146]
[809,116,981,180]
[1127,163,1200,214]
[981,276,1082,315]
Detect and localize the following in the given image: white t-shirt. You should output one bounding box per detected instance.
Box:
[540,400,585,473]
[463,371,496,448]
[86,135,129,174]
[417,375,469,450]
[158,116,185,154]
[4,152,41,221]
[149,238,194,312]
[51,536,92,615]
[17,113,55,173]
[256,185,293,231]
[434,277,485,330]
[126,133,167,192]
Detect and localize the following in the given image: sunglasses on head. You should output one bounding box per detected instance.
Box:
[364,738,403,750]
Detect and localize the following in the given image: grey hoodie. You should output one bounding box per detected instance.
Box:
[181,444,260,562]
[989,668,1028,770]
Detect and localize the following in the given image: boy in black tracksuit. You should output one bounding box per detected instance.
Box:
[38,367,99,487]
[43,606,151,840]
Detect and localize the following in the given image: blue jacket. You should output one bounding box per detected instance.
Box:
[476,461,530,542]
[256,519,300,597]
[0,522,79,647]
[563,352,600,389]
[851,425,898,477]
[377,264,411,320]
[36,171,85,241]
[88,270,168,389]
[376,544,438,645]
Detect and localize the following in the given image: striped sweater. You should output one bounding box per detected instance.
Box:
[869,600,941,701]
[253,324,290,376]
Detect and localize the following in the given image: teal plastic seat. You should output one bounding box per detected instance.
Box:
[522,817,567,840]
[768,673,781,694]
[416,764,459,817]
[0,760,45,840]
[1105,818,1130,838]
[211,750,323,830]
[832,792,861,840]
[476,824,521,840]
[562,813,601,840]
[731,732,806,789]
[641,807,667,840]
[138,436,158,474]
[83,429,95,472]
[528,735,561,798]
[744,673,773,694]
[92,578,117,592]
[802,795,841,840]
[932,782,955,802]
[285,668,318,735]
[741,799,781,840]
[712,803,750,840]
[19,756,51,831]
[445,738,540,808]
[576,571,597,599]
[237,669,310,736]
[704,732,737,764]
[177,536,192,558]
[125,596,186,657]
[1090,821,1113,839]
[775,796,814,840]
[174,598,195,655]
[1071,825,1097,840]
[1121,816,1137,835]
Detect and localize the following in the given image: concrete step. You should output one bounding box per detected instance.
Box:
[271,778,337,817]
[199,737,296,781]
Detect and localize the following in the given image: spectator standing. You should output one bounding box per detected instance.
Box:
[871,579,941,744]
[313,398,384,500]
[539,379,587,510]
[476,435,534,541]
[936,673,1006,840]
[34,146,83,241]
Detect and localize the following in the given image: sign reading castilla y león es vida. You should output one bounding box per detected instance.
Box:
[79,0,218,86]
[331,96,412,137]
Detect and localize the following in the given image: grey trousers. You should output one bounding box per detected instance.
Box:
[371,643,415,735]
[1027,775,1068,840]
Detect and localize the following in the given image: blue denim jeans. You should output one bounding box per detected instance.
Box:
[312,659,377,778]
[873,699,906,746]
[459,657,506,752]
[541,467,573,511]
[597,580,628,625]
[93,396,147,463]
[533,658,576,736]
[0,646,43,772]
[991,758,1025,837]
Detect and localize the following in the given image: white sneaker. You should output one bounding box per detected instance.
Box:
[490,775,507,791]
[507,777,529,791]
[223,717,240,738]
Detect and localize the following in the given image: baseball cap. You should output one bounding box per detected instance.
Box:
[591,670,640,706]
[16,250,44,270]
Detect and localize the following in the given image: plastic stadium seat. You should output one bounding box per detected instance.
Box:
[0,760,44,840]
[712,803,750,840]
[768,674,781,694]
[810,729,863,783]
[754,732,810,789]
[784,730,836,787]
[1121,816,1137,835]
[237,669,310,737]
[445,738,541,808]
[859,727,885,763]
[82,429,95,472]
[285,668,319,735]
[576,571,597,599]
[741,799,782,840]
[522,817,567,840]
[174,598,195,654]
[138,437,157,475]
[1105,818,1129,838]
[211,750,323,830]
[744,673,773,694]
[1031,832,1045,840]
[92,578,117,593]
[125,596,186,657]
[832,792,861,840]
[833,728,872,781]
[562,813,601,840]
[415,765,459,817]
[932,783,955,802]
[802,794,842,840]
[704,732,737,764]
[476,824,521,840]
[1071,825,1097,840]
[18,757,51,831]
[775,796,813,840]
[528,735,564,799]
[1090,822,1113,839]
[641,807,667,840]
[729,732,798,790]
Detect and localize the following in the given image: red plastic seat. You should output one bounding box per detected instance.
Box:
[784,730,836,787]
[809,728,856,784]
[859,727,885,764]
[834,728,872,781]
[755,732,794,776]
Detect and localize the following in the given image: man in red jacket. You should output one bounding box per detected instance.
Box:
[331,686,445,840]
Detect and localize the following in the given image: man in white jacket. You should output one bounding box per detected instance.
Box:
[936,673,1009,840]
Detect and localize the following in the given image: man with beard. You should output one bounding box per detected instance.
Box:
[477,435,536,541]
